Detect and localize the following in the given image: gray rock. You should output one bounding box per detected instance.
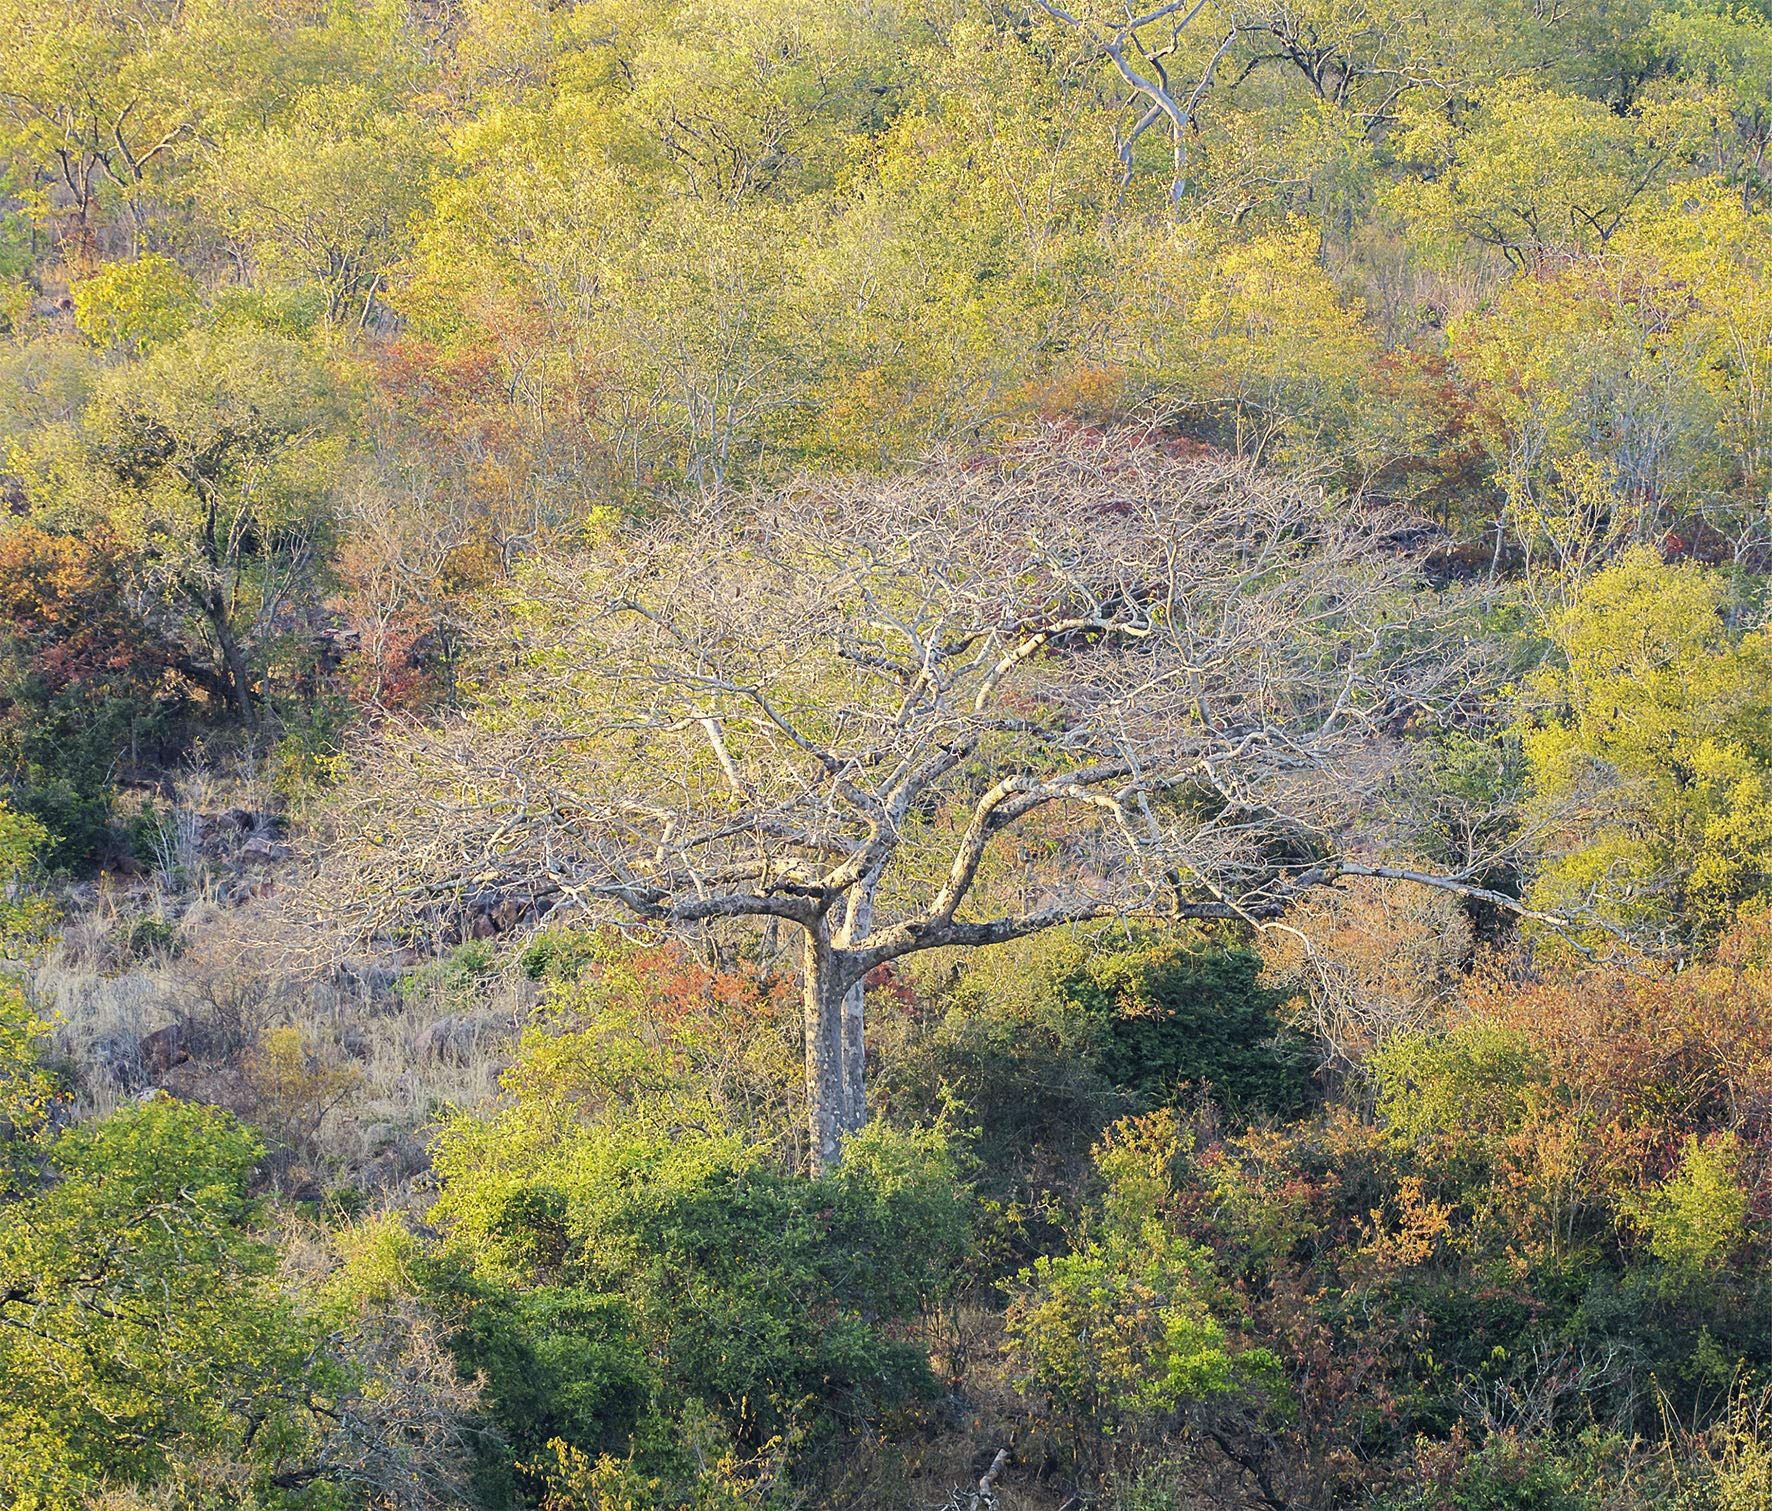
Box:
[360,1121,399,1155]
[413,1013,496,1065]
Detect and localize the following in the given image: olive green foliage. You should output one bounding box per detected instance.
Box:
[418,948,972,1496]
[889,928,1310,1204]
[0,983,495,1509]
[516,927,603,984]
[397,938,498,1010]
[0,1084,318,1504]
[71,253,198,351]
[1621,1134,1751,1278]
[0,797,48,945]
[1371,1018,1545,1154]
[422,1270,652,1503]
[1006,1111,1287,1469]
[1376,1429,1667,1510]
[1069,931,1311,1114]
[9,0,1772,1503]
[0,978,53,1193]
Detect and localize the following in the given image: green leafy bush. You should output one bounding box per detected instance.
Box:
[0,1093,322,1502]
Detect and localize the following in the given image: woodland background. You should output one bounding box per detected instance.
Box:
[7,1,1772,1507]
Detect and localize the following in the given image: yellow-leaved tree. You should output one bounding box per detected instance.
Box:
[1616,185,1772,498]
[1110,217,1384,464]
[1519,547,1772,948]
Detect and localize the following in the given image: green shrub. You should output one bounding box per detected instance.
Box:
[122,913,183,960]
[1082,932,1313,1115]
[70,254,198,351]
[397,939,499,1008]
[426,1270,652,1503]
[1006,1110,1287,1475]
[0,1095,325,1502]
[430,1063,973,1471]
[267,695,352,801]
[885,926,1312,1220]
[1379,1429,1659,1510]
[518,926,602,983]
[1622,1134,1750,1277]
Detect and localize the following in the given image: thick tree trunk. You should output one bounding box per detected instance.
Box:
[801,925,847,1174]
[839,979,866,1137]
[835,885,874,1139]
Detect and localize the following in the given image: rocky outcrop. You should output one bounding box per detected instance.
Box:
[412,1012,502,1065]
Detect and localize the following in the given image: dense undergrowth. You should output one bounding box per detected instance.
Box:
[8,0,1772,1507]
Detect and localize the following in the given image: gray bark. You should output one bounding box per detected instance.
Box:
[800,924,847,1173]
[834,880,875,1139]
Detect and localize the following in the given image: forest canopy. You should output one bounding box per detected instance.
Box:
[6,1,1772,1508]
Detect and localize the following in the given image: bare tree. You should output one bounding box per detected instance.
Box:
[323,427,1525,1170]
[1031,0,1240,202]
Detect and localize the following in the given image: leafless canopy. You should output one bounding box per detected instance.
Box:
[324,426,1494,1166]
